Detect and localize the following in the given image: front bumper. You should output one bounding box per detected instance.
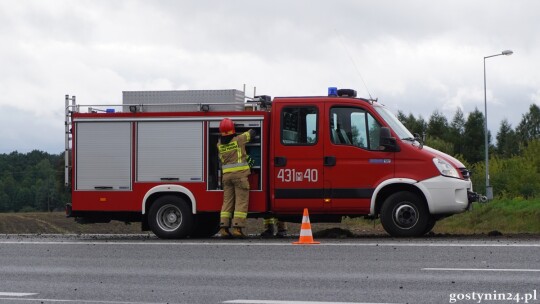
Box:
[417,176,478,214]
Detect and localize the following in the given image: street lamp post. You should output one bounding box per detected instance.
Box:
[483,49,513,200]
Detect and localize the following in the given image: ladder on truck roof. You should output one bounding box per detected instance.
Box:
[64,95,76,188]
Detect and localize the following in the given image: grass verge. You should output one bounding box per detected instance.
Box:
[434,197,540,234]
[0,198,538,236]
[0,212,142,234]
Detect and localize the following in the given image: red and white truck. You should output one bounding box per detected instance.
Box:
[64,88,483,238]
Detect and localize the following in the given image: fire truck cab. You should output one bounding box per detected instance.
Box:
[65,88,482,238]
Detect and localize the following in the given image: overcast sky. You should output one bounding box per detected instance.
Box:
[1,0,538,154]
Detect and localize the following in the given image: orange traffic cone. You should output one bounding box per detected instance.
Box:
[292,208,320,245]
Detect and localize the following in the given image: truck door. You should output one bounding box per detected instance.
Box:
[324,105,395,213]
[272,104,324,212]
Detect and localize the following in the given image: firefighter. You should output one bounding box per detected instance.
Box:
[260,217,288,238]
[218,118,255,239]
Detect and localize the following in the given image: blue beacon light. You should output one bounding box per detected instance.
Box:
[328,87,338,97]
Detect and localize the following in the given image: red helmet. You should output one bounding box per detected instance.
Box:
[219,118,235,136]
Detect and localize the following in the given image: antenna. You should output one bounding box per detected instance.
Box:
[335,29,374,100]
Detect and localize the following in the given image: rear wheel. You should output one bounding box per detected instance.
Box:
[380,191,430,237]
[148,195,193,239]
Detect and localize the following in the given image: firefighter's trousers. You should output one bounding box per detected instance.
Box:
[220,176,250,228]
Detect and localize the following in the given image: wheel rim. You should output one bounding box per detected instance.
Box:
[393,203,419,229]
[156,204,182,232]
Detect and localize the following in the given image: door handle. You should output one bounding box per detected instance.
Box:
[94,186,113,190]
[324,156,336,166]
[275,156,287,167]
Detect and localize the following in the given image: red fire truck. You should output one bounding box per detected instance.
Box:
[64,88,483,238]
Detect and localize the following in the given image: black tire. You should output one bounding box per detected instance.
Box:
[380,191,430,237]
[148,195,193,239]
[423,217,437,234]
[191,213,220,238]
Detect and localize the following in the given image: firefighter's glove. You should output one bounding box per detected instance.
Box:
[247,155,255,168]
[248,129,256,139]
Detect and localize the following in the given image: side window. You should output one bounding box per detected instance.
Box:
[281,107,317,145]
[330,107,382,150]
[351,112,368,148]
[367,114,381,149]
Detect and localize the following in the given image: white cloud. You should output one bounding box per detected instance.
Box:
[0,0,539,153]
[0,106,64,153]
[443,87,484,113]
[531,90,540,104]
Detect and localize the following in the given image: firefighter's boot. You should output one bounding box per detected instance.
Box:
[260,225,275,238]
[219,228,233,239]
[276,221,288,238]
[276,229,288,238]
[231,227,247,239]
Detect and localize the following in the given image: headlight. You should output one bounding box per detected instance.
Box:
[433,158,460,178]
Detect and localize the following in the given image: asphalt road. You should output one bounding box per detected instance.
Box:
[0,235,539,304]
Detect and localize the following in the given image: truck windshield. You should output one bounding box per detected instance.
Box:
[374,106,414,140]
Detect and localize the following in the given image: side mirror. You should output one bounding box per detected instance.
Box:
[379,127,400,152]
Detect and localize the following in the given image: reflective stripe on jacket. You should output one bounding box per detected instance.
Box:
[218,131,251,175]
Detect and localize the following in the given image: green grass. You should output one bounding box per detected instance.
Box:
[434,198,540,234]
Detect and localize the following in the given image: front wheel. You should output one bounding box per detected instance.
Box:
[423,217,437,234]
[148,195,193,239]
[380,191,430,237]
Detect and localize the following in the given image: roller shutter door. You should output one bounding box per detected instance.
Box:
[76,122,132,190]
[137,121,203,182]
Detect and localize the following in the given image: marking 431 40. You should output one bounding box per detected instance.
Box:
[277,169,318,183]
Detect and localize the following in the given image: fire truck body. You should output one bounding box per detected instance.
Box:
[65,88,482,238]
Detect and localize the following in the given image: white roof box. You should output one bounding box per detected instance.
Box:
[122,89,245,112]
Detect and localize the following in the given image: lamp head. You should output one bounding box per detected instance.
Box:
[502,50,513,56]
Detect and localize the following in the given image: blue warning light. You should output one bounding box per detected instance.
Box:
[106,109,115,113]
[328,87,338,97]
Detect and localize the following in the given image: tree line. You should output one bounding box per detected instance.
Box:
[398,103,540,198]
[0,151,67,212]
[1,104,539,212]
